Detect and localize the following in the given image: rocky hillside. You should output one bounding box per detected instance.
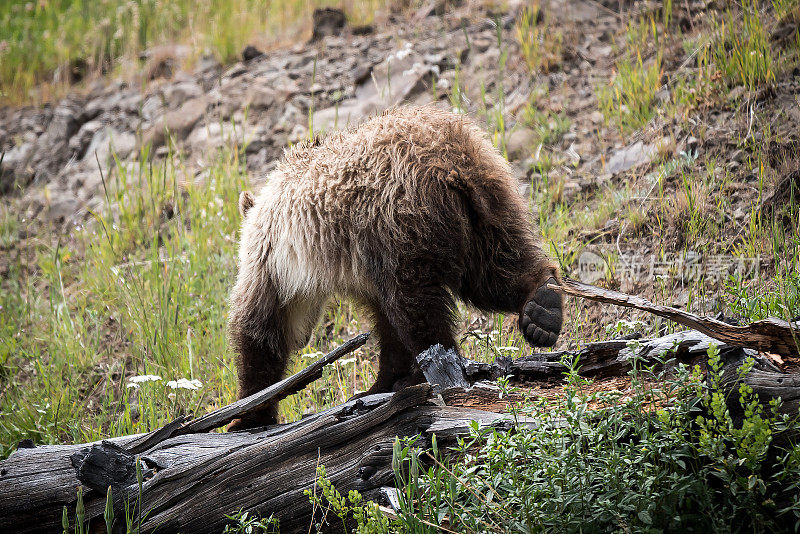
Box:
[1,1,795,249]
[2,0,799,380]
[2,6,530,226]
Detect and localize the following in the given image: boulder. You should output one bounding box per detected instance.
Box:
[140,97,208,150]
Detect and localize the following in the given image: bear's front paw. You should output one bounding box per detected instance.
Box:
[519,277,562,347]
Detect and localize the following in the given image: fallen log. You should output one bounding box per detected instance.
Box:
[4,320,800,533]
[418,331,796,416]
[551,278,800,356]
[424,330,780,383]
[0,384,530,534]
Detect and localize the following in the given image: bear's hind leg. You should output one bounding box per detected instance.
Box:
[460,260,562,348]
[369,284,459,392]
[518,277,562,347]
[229,330,287,429]
[362,304,416,395]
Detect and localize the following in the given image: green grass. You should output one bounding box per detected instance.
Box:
[0,0,384,104]
[516,3,563,74]
[519,97,571,147]
[725,269,800,323]
[597,49,663,133]
[1,146,238,455]
[712,0,776,91]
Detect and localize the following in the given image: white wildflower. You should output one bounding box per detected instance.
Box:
[388,42,413,63]
[126,375,162,388]
[497,346,520,352]
[166,378,203,390]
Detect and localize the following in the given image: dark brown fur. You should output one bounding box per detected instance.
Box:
[228,107,562,429]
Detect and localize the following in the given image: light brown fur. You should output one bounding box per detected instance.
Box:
[228,106,562,428]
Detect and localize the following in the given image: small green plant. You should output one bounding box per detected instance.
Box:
[696,346,778,471]
[597,50,663,133]
[223,510,280,534]
[713,0,775,90]
[662,0,673,28]
[74,487,88,534]
[104,486,114,534]
[725,270,800,323]
[520,98,571,146]
[478,16,510,156]
[773,0,800,21]
[306,465,393,533]
[449,60,466,113]
[516,4,563,74]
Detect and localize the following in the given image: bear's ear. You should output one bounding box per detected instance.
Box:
[239,190,255,217]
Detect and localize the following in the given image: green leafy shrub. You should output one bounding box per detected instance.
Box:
[223,510,280,534]
[725,270,800,323]
[391,344,800,533]
[306,465,393,534]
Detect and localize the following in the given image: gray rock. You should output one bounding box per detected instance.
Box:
[506,127,537,161]
[44,187,81,224]
[245,84,277,111]
[605,141,658,175]
[65,170,104,200]
[289,124,309,143]
[118,93,144,115]
[242,45,265,62]
[83,128,137,167]
[276,103,304,132]
[141,97,208,150]
[310,8,347,43]
[162,81,203,108]
[140,95,165,123]
[69,120,104,159]
[0,142,33,193]
[312,99,380,134]
[29,95,89,183]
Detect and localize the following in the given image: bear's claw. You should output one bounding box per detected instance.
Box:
[519,277,562,348]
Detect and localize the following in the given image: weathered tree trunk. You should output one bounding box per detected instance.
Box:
[1,384,530,534]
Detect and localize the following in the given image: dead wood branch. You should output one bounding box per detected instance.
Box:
[550,278,800,356]
[179,333,370,434]
[123,333,369,454]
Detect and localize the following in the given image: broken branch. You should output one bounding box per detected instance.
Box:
[551,278,800,356]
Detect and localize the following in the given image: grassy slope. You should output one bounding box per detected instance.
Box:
[0,0,382,104]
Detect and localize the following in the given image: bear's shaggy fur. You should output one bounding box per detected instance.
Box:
[228,106,562,428]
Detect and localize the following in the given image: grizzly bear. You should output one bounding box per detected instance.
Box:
[228,106,562,429]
